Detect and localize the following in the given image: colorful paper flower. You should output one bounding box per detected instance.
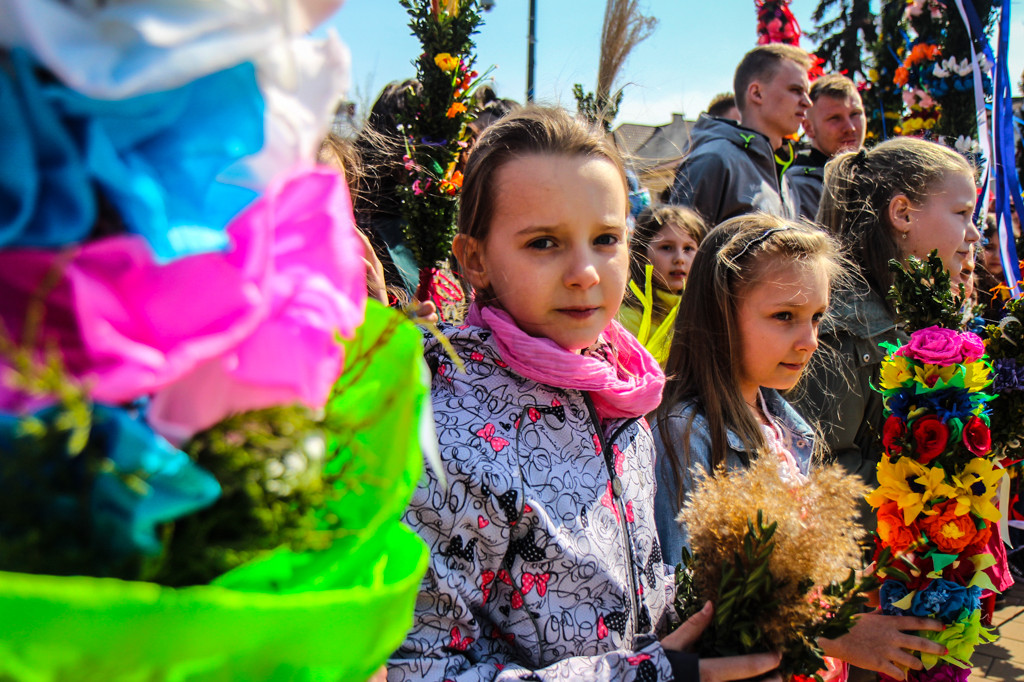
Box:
[961,416,992,457]
[867,456,956,524]
[918,500,984,555]
[914,363,958,389]
[877,501,923,554]
[882,415,907,455]
[881,355,914,390]
[880,580,911,615]
[0,167,365,430]
[146,166,367,442]
[0,404,220,557]
[920,608,996,669]
[0,49,264,260]
[896,327,978,367]
[910,579,981,622]
[949,458,1002,521]
[446,101,468,118]
[911,415,950,464]
[434,53,461,73]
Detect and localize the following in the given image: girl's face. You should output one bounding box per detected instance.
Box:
[895,171,981,290]
[456,153,629,351]
[735,260,830,405]
[646,223,699,294]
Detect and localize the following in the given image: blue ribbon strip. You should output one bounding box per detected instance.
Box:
[992,0,1024,296]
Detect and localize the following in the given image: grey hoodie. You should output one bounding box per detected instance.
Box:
[668,114,796,227]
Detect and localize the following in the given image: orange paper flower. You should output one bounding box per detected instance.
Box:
[446,102,467,118]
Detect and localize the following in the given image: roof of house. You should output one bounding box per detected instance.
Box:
[613,113,695,171]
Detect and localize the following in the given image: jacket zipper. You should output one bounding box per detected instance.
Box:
[583,393,643,638]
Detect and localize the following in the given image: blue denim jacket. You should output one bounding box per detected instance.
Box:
[651,389,815,566]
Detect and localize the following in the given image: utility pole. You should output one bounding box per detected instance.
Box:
[526,0,536,102]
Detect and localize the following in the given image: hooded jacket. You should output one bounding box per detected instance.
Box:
[668,114,796,227]
[388,323,694,682]
[785,147,829,222]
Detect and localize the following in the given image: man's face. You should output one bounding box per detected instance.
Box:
[757,60,812,141]
[803,93,866,157]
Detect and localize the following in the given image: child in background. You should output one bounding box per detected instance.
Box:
[619,206,706,367]
[794,139,981,489]
[652,214,946,680]
[388,107,783,682]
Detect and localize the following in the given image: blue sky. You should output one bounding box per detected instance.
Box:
[323,0,1024,127]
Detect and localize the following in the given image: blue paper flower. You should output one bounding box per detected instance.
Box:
[0,49,264,260]
[880,580,910,616]
[910,579,981,623]
[919,388,979,422]
[886,388,915,421]
[0,404,220,557]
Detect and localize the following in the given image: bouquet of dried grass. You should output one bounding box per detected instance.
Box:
[674,456,880,679]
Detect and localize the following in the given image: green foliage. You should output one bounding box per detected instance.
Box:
[395,0,487,275]
[147,405,340,586]
[674,510,882,678]
[887,251,965,333]
[861,0,905,142]
[809,0,876,82]
[572,84,623,133]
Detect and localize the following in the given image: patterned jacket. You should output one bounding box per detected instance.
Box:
[388,324,695,682]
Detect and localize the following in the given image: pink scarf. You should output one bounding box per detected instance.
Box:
[466,304,665,420]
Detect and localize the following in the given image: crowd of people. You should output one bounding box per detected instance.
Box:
[333,41,1013,682]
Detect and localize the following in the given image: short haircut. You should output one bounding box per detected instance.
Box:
[809,74,860,103]
[706,93,737,118]
[733,44,812,112]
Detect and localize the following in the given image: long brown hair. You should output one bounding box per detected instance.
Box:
[817,137,973,306]
[656,213,849,506]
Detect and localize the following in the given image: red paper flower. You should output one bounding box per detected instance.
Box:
[911,415,949,464]
[882,415,907,455]
[962,416,991,457]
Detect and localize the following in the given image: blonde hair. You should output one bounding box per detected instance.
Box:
[818,136,974,303]
[657,213,851,507]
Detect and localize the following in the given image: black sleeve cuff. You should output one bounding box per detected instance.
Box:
[663,649,700,682]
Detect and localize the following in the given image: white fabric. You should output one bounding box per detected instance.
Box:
[0,0,346,98]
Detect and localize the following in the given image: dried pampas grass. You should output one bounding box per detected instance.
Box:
[676,457,872,673]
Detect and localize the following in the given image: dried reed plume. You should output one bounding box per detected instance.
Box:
[678,457,869,651]
[597,0,657,102]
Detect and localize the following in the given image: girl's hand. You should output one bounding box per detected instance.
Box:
[819,612,946,679]
[413,299,439,324]
[661,601,783,682]
[366,666,388,682]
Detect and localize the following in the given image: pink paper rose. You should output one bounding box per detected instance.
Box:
[0,166,365,438]
[958,331,985,362]
[895,326,977,367]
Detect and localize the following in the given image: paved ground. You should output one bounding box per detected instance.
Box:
[972,578,1024,681]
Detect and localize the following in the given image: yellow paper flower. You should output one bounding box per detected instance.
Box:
[866,456,956,525]
[914,363,957,389]
[962,361,993,392]
[950,458,1004,521]
[880,355,914,390]
[920,608,996,669]
[434,53,460,72]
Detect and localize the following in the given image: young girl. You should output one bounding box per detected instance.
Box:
[794,138,981,489]
[652,214,946,679]
[388,107,782,682]
[619,205,707,367]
